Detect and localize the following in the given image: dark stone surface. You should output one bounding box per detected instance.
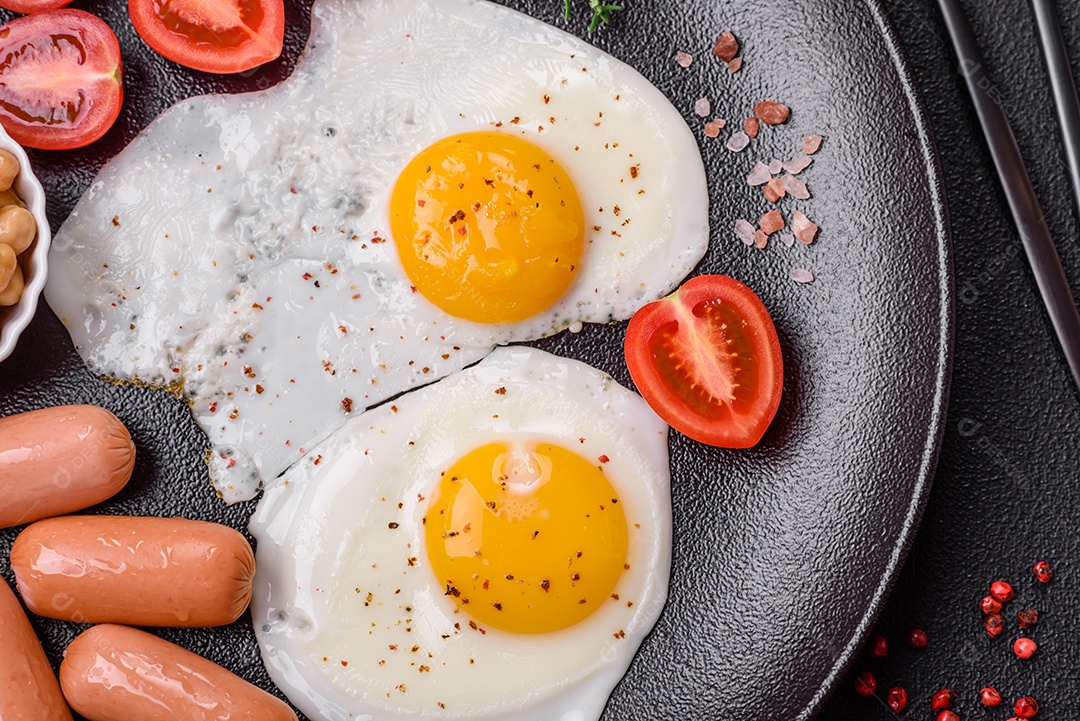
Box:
[821,0,1080,718]
[0,0,992,720]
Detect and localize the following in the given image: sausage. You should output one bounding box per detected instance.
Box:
[11,516,255,627]
[0,580,73,720]
[60,624,297,721]
[0,405,135,528]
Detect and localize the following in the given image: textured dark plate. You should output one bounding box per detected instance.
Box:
[0,1,952,720]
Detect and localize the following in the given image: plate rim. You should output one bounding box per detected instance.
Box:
[796,1,955,717]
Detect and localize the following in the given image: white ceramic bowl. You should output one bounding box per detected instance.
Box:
[0,126,50,364]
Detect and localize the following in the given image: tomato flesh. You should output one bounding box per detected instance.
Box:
[625,275,784,448]
[129,0,284,74]
[0,10,123,150]
[0,0,72,13]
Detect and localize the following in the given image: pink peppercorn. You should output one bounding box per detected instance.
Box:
[854,671,876,697]
[1013,637,1037,659]
[990,580,1015,603]
[980,687,1002,706]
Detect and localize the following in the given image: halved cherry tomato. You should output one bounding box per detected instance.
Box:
[0,10,123,150]
[624,275,784,448]
[0,0,71,13]
[128,0,285,75]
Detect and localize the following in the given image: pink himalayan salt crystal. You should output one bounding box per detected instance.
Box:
[734,219,756,245]
[783,155,814,175]
[760,210,784,235]
[728,56,743,73]
[803,135,823,154]
[766,177,786,201]
[790,268,814,284]
[768,159,783,174]
[780,232,796,247]
[676,52,693,68]
[754,229,768,249]
[694,98,711,117]
[704,121,723,139]
[726,131,750,152]
[746,162,771,186]
[780,173,810,200]
[791,210,819,245]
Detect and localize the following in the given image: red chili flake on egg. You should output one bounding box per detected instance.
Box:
[341,397,354,413]
[598,455,610,463]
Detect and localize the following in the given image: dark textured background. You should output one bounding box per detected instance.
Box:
[822,0,1080,719]
[0,0,1071,719]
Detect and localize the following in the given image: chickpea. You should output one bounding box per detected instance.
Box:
[0,205,35,255]
[0,243,14,291]
[0,265,22,306]
[0,189,22,208]
[0,150,18,192]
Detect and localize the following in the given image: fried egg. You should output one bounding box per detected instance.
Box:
[45,0,708,501]
[250,347,671,720]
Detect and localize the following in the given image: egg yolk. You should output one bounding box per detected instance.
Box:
[390,132,585,324]
[425,441,628,634]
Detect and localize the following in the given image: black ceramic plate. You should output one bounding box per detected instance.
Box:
[0,1,952,719]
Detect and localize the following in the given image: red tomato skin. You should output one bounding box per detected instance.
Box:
[0,10,123,150]
[0,0,71,13]
[128,0,285,74]
[624,275,784,448]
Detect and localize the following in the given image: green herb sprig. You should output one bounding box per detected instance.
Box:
[563,0,624,33]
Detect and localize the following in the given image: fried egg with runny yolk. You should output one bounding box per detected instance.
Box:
[250,347,672,720]
[45,0,708,503]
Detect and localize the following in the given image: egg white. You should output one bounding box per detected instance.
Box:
[250,347,671,720]
[46,0,707,501]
